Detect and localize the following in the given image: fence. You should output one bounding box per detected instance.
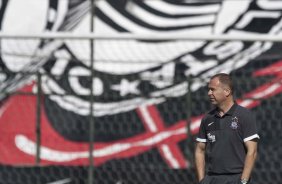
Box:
[0,34,282,184]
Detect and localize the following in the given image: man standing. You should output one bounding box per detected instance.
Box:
[194,73,259,184]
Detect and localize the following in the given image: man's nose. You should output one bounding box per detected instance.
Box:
[208,90,212,95]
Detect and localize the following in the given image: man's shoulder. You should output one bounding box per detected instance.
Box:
[235,104,253,114]
[234,104,255,118]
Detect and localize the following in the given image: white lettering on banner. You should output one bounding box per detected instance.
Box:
[51,50,70,76]
[203,41,244,60]
[257,0,282,10]
[191,41,272,91]
[140,62,175,88]
[235,11,281,29]
[68,66,104,96]
[180,55,217,76]
[111,79,140,96]
[41,75,66,95]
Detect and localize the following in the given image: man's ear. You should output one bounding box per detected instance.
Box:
[224,88,231,97]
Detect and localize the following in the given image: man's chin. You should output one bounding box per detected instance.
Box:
[210,100,217,105]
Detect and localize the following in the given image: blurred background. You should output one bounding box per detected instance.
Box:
[0,0,282,183]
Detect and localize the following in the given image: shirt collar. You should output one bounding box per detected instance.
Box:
[225,103,237,116]
[214,103,237,117]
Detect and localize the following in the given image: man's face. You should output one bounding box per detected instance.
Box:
[208,77,227,105]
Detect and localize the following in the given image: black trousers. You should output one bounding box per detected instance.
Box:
[199,173,252,184]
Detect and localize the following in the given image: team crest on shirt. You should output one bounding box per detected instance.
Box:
[207,133,216,142]
[230,116,239,130]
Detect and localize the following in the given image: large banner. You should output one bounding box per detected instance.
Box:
[0,0,282,183]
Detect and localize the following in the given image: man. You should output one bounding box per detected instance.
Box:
[194,73,259,184]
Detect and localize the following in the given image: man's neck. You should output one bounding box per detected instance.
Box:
[217,100,234,117]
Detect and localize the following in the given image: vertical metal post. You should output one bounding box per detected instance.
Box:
[88,0,96,183]
[36,72,42,165]
[185,75,194,168]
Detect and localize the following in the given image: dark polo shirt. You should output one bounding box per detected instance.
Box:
[196,103,259,174]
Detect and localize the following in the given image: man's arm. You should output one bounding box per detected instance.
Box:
[194,142,206,182]
[241,140,258,182]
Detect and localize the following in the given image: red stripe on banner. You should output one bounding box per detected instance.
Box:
[137,105,188,168]
[147,105,188,168]
[147,105,166,130]
[253,60,282,77]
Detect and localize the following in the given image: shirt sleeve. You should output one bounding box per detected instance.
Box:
[242,110,260,142]
[196,116,207,143]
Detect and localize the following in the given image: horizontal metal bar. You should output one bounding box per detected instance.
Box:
[0,32,281,42]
